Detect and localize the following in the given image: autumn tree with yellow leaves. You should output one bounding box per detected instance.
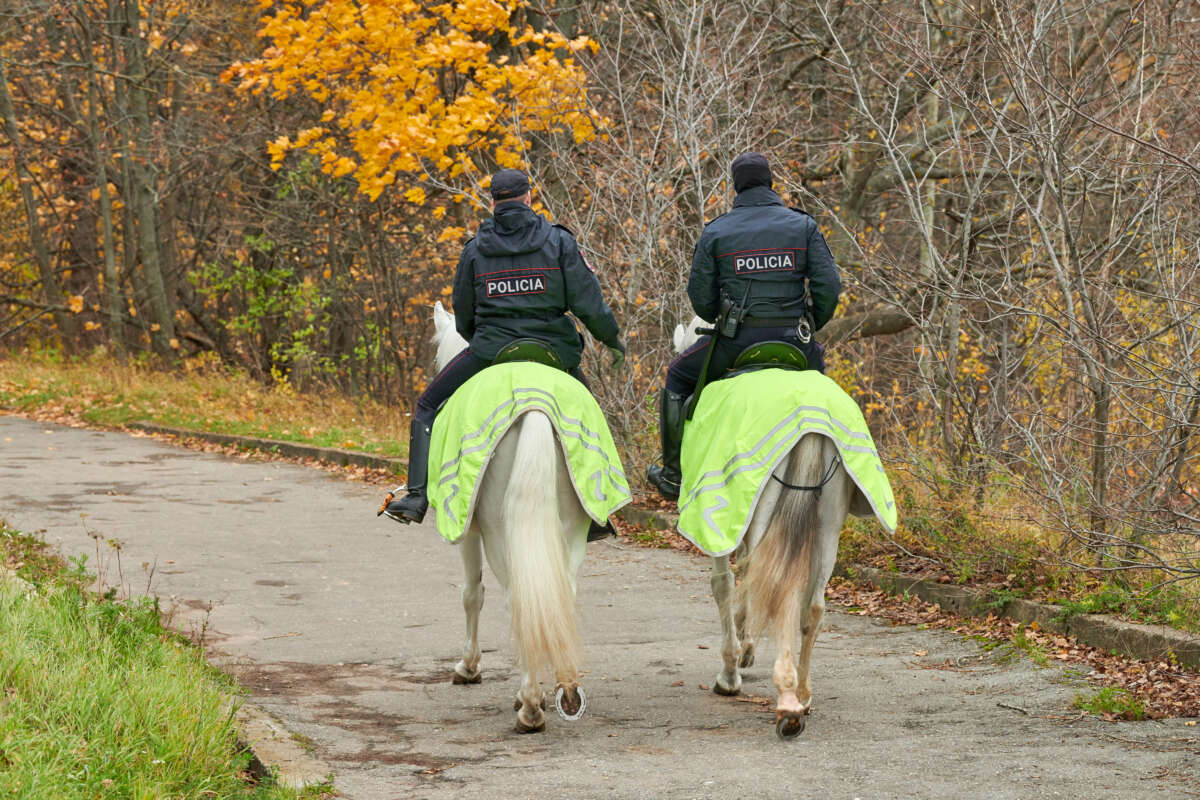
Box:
[227,0,603,220]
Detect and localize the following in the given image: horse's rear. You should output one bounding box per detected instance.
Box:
[710,432,852,737]
[670,316,864,737]
[453,408,591,732]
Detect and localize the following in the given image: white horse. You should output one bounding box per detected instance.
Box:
[430,302,591,733]
[675,317,864,739]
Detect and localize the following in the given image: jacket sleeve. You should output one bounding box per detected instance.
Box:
[561,232,621,348]
[686,230,719,323]
[451,244,476,341]
[805,220,842,330]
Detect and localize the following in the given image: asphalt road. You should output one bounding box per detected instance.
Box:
[1,414,1196,799]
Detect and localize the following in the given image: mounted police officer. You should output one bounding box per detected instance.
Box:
[646,152,842,500]
[385,168,626,524]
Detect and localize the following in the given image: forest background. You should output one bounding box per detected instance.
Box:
[1,0,1198,625]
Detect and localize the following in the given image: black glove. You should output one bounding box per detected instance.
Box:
[608,341,626,370]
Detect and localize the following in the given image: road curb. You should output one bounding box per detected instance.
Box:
[127,421,403,472]
[614,506,1200,670]
[236,703,332,791]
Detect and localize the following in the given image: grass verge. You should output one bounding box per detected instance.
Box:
[1072,687,1148,721]
[0,347,406,458]
[0,521,330,799]
[837,479,1200,635]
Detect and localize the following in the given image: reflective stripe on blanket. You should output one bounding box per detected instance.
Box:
[428,361,631,543]
[678,369,898,556]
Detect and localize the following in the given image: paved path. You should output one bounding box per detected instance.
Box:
[1,414,1196,799]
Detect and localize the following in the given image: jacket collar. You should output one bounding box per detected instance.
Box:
[732,185,784,208]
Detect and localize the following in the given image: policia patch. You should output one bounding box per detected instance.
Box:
[483,268,550,298]
[725,248,804,275]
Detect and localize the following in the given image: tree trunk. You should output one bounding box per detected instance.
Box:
[0,59,77,346]
[119,0,175,357]
[82,1,125,351]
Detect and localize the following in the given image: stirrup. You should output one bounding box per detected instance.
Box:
[378,485,428,524]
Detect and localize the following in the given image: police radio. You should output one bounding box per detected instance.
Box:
[717,283,753,338]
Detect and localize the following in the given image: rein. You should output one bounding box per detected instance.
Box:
[771,453,842,497]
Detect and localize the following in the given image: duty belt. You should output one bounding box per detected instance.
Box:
[741,316,801,328]
[741,315,813,344]
[478,310,566,322]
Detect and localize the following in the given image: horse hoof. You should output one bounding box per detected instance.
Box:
[452,671,481,685]
[738,649,756,669]
[775,711,807,740]
[555,685,587,721]
[712,677,741,697]
[513,696,547,712]
[515,719,546,734]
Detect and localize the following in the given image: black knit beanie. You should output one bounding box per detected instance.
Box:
[730,152,773,192]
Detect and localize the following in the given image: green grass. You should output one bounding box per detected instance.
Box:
[974,624,1050,667]
[0,522,324,799]
[624,526,673,549]
[1052,581,1197,632]
[839,479,1200,635]
[0,347,407,458]
[1072,687,1147,720]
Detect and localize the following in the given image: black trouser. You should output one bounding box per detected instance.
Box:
[664,324,824,397]
[414,349,588,430]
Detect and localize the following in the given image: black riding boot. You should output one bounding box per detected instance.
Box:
[645,389,687,500]
[383,420,432,524]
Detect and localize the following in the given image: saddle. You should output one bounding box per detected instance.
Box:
[727,339,807,376]
[493,338,564,370]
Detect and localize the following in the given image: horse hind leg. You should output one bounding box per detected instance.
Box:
[513,669,547,733]
[772,604,808,739]
[554,673,587,721]
[453,528,484,684]
[793,598,824,711]
[735,595,755,668]
[710,554,742,696]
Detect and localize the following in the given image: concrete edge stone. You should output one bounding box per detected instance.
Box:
[615,507,1200,672]
[127,421,403,472]
[616,505,679,529]
[236,703,333,791]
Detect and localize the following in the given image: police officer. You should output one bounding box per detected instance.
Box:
[385,168,626,524]
[646,152,842,500]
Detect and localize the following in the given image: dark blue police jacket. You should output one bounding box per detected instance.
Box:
[687,185,841,330]
[451,202,621,369]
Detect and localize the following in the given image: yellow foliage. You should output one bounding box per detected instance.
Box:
[226,0,603,210]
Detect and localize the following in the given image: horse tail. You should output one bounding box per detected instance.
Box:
[741,433,826,644]
[503,411,582,681]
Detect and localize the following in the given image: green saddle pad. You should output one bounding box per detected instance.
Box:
[678,369,898,556]
[427,361,631,543]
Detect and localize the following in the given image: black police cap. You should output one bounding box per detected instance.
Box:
[490,169,531,201]
[731,152,773,192]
